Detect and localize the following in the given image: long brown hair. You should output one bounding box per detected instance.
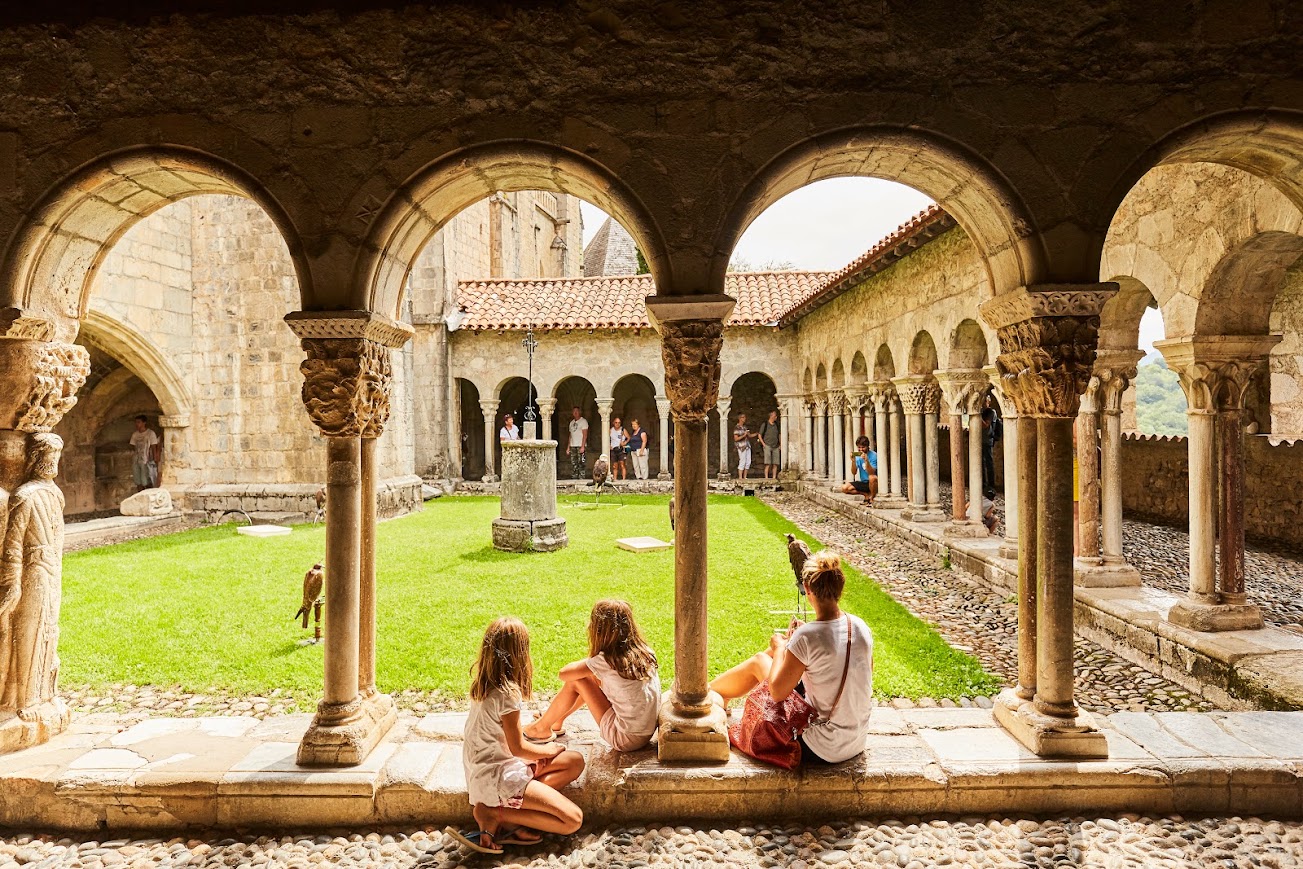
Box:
[588,599,657,681]
[470,616,534,701]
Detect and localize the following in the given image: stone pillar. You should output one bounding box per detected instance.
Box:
[828,390,846,484]
[802,397,815,477]
[1074,378,1102,567]
[1159,336,1279,632]
[647,295,734,763]
[597,398,614,476]
[716,396,732,480]
[286,311,409,766]
[923,380,943,514]
[0,329,90,755]
[949,410,965,522]
[869,384,902,507]
[479,399,499,483]
[889,396,905,502]
[536,397,557,443]
[775,393,800,480]
[157,414,191,490]
[1077,354,1143,586]
[656,397,672,479]
[986,367,1020,561]
[895,375,941,521]
[981,284,1115,759]
[937,371,990,537]
[813,399,828,480]
[1012,416,1038,706]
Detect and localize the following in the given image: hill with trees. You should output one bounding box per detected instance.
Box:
[1134,356,1188,436]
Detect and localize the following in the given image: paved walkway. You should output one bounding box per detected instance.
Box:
[762,492,1215,714]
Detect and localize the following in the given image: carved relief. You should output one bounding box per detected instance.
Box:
[659,320,725,422]
[299,338,392,438]
[992,316,1101,418]
[1171,359,1261,414]
[936,371,990,416]
[0,434,69,725]
[867,383,898,414]
[1095,361,1138,415]
[0,342,91,434]
[893,377,933,415]
[921,380,942,416]
[826,390,847,415]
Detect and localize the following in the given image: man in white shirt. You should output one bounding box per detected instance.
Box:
[129,415,161,491]
[567,406,589,479]
[499,412,520,442]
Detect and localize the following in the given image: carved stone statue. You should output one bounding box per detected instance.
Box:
[0,433,68,725]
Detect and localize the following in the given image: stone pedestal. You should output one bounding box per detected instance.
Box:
[1168,600,1265,632]
[1073,559,1142,587]
[656,690,730,762]
[492,439,568,552]
[993,700,1108,758]
[0,700,71,754]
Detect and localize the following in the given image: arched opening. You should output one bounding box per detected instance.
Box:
[948,319,989,371]
[553,376,599,480]
[494,376,540,475]
[874,344,897,382]
[831,359,847,389]
[909,331,939,376]
[1099,279,1186,437]
[725,371,779,478]
[612,374,660,479]
[456,379,485,480]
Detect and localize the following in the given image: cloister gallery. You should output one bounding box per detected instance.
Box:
[0,0,1302,841]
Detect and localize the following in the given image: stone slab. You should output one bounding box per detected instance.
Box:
[615,536,673,552]
[235,524,292,537]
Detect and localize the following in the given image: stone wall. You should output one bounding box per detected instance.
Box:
[1120,433,1303,550]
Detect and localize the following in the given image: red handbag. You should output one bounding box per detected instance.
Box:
[728,619,853,769]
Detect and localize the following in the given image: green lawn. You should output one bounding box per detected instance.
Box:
[61,495,999,704]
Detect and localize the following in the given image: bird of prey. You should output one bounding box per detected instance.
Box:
[295,563,324,628]
[669,496,675,532]
[592,456,609,488]
[785,533,811,590]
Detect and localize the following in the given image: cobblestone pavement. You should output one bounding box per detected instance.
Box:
[1,817,1300,867]
[763,493,1216,714]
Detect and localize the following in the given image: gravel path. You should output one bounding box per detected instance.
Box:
[763,492,1216,714]
[1,817,1300,867]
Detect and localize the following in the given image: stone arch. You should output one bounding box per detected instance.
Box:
[1194,232,1303,338]
[356,141,671,321]
[456,378,486,480]
[1,146,312,341]
[909,331,939,376]
[850,351,869,385]
[802,366,814,394]
[613,373,661,477]
[78,310,194,422]
[815,362,829,392]
[948,318,989,370]
[873,344,896,382]
[552,375,600,477]
[830,358,847,389]
[725,371,779,477]
[715,126,1044,301]
[1098,277,1160,353]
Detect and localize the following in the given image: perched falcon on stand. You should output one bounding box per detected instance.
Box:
[295,562,324,628]
[786,533,811,591]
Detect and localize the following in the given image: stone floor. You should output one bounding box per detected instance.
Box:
[2,815,1301,867]
[762,492,1216,714]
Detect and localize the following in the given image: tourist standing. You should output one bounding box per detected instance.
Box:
[567,406,589,479]
[610,416,628,480]
[733,412,756,480]
[627,419,650,480]
[758,410,781,479]
[499,412,520,442]
[129,415,160,491]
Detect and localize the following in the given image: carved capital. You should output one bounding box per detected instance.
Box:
[1155,336,1280,414]
[479,399,500,414]
[867,382,898,413]
[536,397,557,414]
[657,319,725,422]
[655,398,672,415]
[921,380,942,415]
[935,369,990,416]
[1094,350,1143,415]
[826,390,847,415]
[892,375,934,415]
[0,308,58,342]
[0,339,91,432]
[299,338,392,438]
[980,285,1116,418]
[597,398,615,415]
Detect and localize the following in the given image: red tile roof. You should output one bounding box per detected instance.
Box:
[455,271,832,331]
[453,206,953,331]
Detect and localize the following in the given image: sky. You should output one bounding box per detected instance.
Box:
[581,178,1167,356]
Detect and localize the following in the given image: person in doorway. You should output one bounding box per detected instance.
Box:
[733,412,756,480]
[759,410,781,479]
[838,435,878,505]
[980,405,999,495]
[609,416,628,480]
[710,550,875,765]
[499,413,520,442]
[627,419,650,480]
[129,415,161,491]
[567,406,588,479]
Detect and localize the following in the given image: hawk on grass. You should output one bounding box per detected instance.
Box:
[295,562,324,628]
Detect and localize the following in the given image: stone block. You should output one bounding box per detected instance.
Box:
[120,488,173,516]
[615,536,673,552]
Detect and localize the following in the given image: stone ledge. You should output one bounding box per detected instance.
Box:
[799,484,1303,712]
[2,708,1301,832]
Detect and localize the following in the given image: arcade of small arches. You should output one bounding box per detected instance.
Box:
[3,96,1303,774]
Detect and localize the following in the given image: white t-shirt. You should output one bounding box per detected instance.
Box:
[610,426,625,449]
[462,684,533,807]
[130,429,159,464]
[499,425,520,441]
[586,653,660,745]
[785,613,874,763]
[568,417,589,448]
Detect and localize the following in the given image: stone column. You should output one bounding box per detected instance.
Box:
[923,380,943,514]
[646,295,734,763]
[986,366,1020,561]
[716,396,732,480]
[869,385,901,507]
[157,413,191,489]
[597,398,614,474]
[937,371,990,537]
[0,329,90,755]
[895,375,941,521]
[1074,378,1102,568]
[656,397,672,479]
[1159,336,1279,632]
[802,397,815,477]
[775,393,800,480]
[536,397,557,443]
[813,398,828,480]
[828,390,846,484]
[479,399,499,483]
[286,311,409,766]
[1077,354,1143,586]
[948,408,965,522]
[889,395,905,502]
[981,284,1115,759]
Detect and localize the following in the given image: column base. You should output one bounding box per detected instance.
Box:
[1168,599,1265,632]
[0,699,71,755]
[874,494,907,509]
[297,691,398,767]
[944,520,989,538]
[481,474,499,484]
[717,472,733,482]
[993,699,1108,759]
[1073,559,1141,587]
[656,691,730,763]
[491,517,569,553]
[657,471,672,480]
[998,539,1019,560]
[901,505,944,522]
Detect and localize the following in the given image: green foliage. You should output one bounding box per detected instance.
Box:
[635,246,650,275]
[61,495,999,703]
[1134,356,1188,436]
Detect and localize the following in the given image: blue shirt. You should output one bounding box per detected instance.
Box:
[854,451,877,481]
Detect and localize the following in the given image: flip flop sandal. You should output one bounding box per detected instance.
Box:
[498,829,544,846]
[523,730,556,744]
[444,827,504,855]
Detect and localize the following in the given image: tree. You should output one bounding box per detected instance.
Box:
[727,255,796,272]
[635,246,650,275]
[1134,356,1188,436]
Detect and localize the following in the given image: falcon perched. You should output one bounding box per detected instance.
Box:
[592,455,609,488]
[785,533,811,590]
[669,496,675,532]
[295,563,324,628]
